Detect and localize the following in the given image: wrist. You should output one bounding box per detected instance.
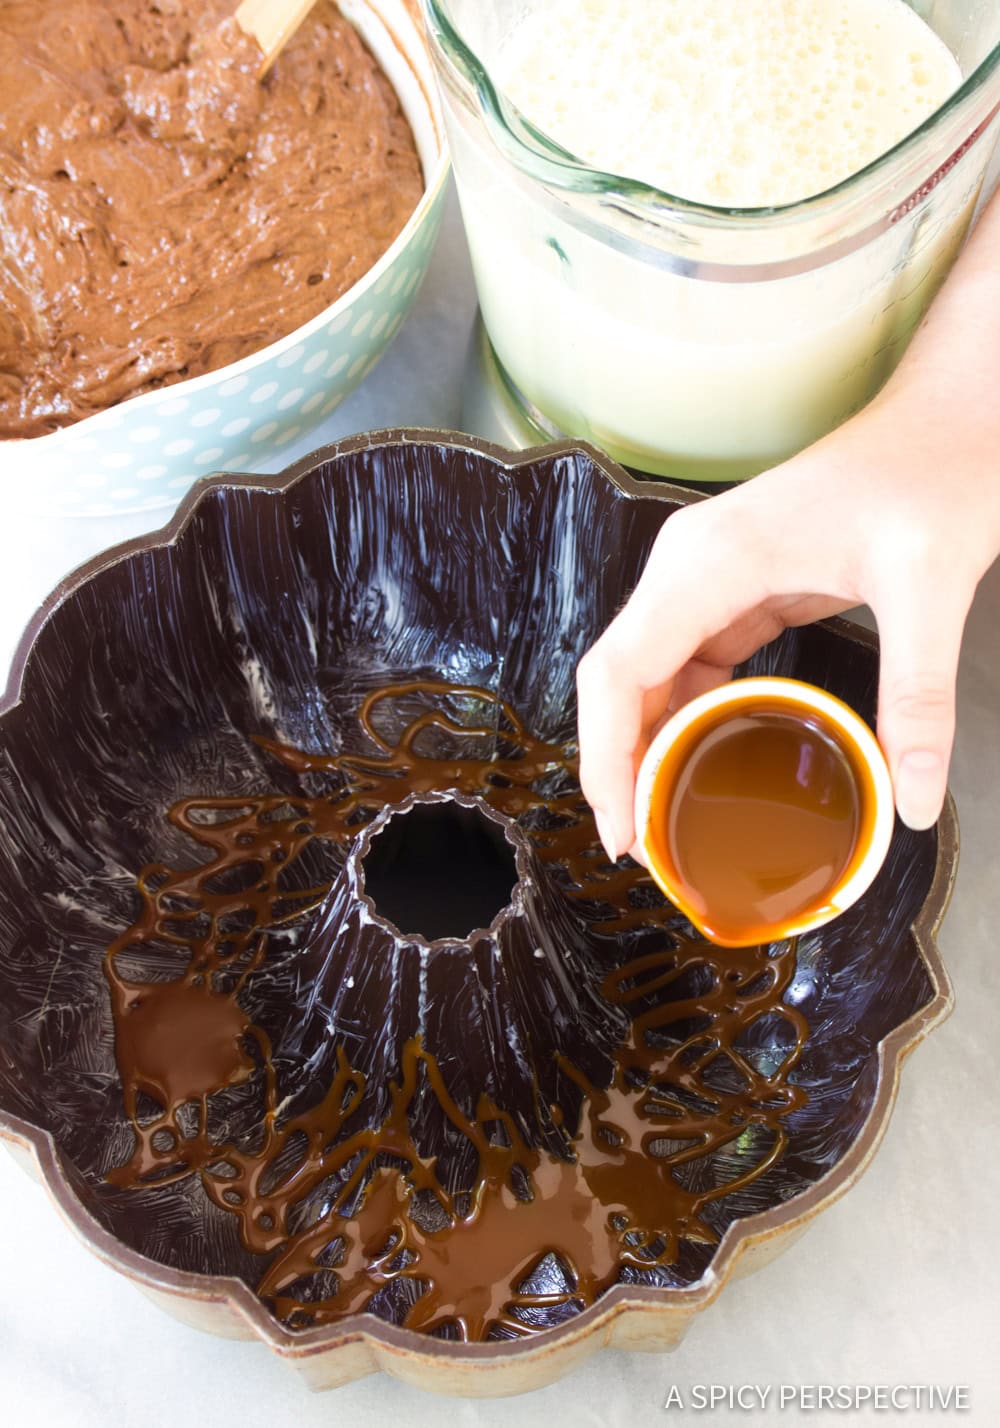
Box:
[859,371,1000,571]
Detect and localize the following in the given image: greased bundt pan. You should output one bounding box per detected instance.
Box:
[0,432,955,1396]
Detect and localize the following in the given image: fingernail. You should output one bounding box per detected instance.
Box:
[895,750,945,831]
[595,810,620,861]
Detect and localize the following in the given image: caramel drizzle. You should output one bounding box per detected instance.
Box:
[104,681,808,1341]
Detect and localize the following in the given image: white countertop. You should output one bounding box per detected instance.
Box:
[1,183,998,1427]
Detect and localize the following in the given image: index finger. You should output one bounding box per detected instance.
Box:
[575,504,766,855]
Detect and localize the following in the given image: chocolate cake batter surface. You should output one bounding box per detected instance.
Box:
[0,0,424,438]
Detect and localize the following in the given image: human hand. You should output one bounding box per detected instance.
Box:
[576,378,1000,862]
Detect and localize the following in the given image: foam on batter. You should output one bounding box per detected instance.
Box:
[495,0,961,207]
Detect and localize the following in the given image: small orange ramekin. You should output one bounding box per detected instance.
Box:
[633,676,896,946]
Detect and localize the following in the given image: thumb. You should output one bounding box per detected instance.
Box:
[874,578,972,831]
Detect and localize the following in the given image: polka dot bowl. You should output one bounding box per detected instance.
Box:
[4,0,449,519]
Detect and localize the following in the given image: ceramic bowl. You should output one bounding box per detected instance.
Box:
[0,432,956,1396]
[634,677,897,946]
[2,1,448,520]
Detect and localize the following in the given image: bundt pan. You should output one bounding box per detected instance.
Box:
[0,431,956,1397]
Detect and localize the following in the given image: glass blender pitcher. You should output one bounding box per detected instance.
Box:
[424,1,1000,481]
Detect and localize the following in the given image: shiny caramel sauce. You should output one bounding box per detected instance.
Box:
[649,703,865,946]
[105,681,808,1341]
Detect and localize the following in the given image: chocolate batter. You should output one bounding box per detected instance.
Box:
[0,0,424,438]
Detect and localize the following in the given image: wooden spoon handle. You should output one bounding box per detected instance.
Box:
[234,0,319,74]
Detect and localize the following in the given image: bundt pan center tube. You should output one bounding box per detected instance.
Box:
[0,431,956,1396]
